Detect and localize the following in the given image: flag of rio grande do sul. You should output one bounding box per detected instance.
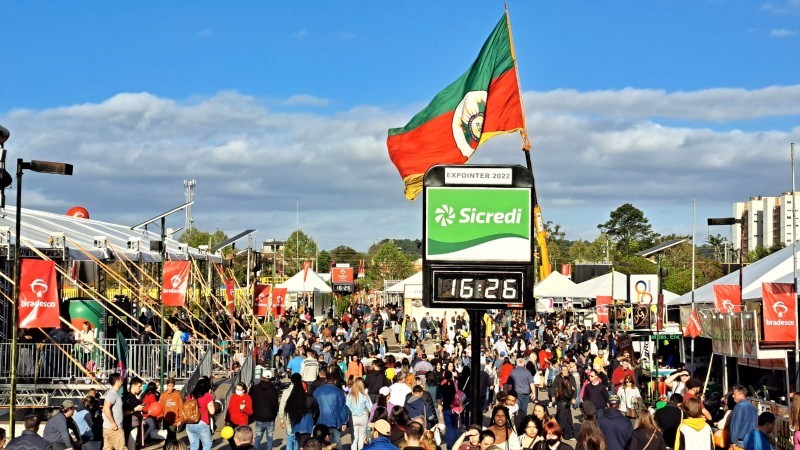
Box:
[19,259,60,328]
[761,282,797,343]
[162,261,190,307]
[272,287,287,318]
[254,284,271,317]
[387,12,524,200]
[713,284,741,314]
[596,296,612,324]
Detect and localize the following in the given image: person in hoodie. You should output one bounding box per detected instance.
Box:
[403,386,428,426]
[159,378,183,442]
[313,365,350,448]
[596,395,632,450]
[250,370,280,450]
[674,398,712,450]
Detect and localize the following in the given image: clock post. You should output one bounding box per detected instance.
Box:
[422,165,534,425]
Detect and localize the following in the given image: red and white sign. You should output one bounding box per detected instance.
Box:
[713,284,741,314]
[332,267,354,284]
[19,259,60,328]
[560,264,572,278]
[761,282,797,343]
[162,261,190,307]
[596,296,612,324]
[224,279,235,314]
[254,284,271,317]
[303,261,311,282]
[272,287,287,318]
[684,309,703,338]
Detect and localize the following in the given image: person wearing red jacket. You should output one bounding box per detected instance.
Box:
[227,382,254,427]
[610,359,637,391]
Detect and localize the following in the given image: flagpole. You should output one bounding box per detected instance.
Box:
[504,3,531,152]
[792,142,798,393]
[691,196,696,375]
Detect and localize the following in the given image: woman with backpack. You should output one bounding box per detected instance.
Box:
[185,378,215,450]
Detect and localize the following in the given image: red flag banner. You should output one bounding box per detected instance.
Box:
[224,279,235,314]
[19,259,60,328]
[684,309,703,338]
[254,284,271,317]
[272,287,287,318]
[560,264,572,278]
[303,261,311,282]
[713,284,741,314]
[761,282,797,343]
[596,296,611,324]
[332,267,354,284]
[387,13,525,200]
[162,261,190,307]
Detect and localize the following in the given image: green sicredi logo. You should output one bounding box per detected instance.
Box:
[426,187,531,261]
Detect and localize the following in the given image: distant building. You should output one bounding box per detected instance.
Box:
[733,192,800,253]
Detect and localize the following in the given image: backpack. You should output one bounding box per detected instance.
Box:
[182,396,202,424]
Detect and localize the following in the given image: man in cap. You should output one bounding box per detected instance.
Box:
[682,378,712,420]
[363,419,399,450]
[250,369,280,450]
[6,415,53,450]
[596,395,632,450]
[43,400,80,450]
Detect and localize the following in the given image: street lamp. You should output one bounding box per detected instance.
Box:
[9,157,73,437]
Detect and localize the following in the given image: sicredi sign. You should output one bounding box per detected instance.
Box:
[425,186,531,262]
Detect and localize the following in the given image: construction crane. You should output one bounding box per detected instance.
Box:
[522,136,551,281]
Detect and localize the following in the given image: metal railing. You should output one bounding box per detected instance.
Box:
[0,338,213,383]
[181,348,214,398]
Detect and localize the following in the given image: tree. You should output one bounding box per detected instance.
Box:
[329,245,362,266]
[542,221,568,269]
[705,233,728,261]
[367,241,415,290]
[179,228,228,250]
[367,238,421,260]
[317,250,332,273]
[284,230,318,275]
[598,204,658,256]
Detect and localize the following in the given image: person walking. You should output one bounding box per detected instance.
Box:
[729,385,758,450]
[159,378,184,442]
[250,370,280,450]
[185,378,215,450]
[509,357,536,428]
[629,406,666,450]
[596,395,632,450]
[346,378,373,450]
[313,365,350,448]
[102,374,126,450]
[43,400,80,450]
[553,377,576,440]
[674,398,712,450]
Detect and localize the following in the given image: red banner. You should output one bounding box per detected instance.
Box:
[596,296,611,324]
[684,309,703,338]
[272,287,287,318]
[332,267,354,284]
[303,261,311,282]
[713,284,741,314]
[162,261,190,307]
[358,259,365,278]
[761,282,797,343]
[224,279,235,314]
[254,284,271,317]
[560,263,572,278]
[19,259,60,328]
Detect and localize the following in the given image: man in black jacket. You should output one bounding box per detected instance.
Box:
[365,359,390,403]
[654,393,683,447]
[7,414,54,450]
[250,370,280,450]
[43,400,80,450]
[596,395,632,450]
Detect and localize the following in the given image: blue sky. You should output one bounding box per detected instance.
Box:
[1,1,799,252]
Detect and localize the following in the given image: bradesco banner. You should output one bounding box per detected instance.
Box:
[162,261,190,306]
[19,258,60,329]
[761,282,797,343]
[426,187,531,262]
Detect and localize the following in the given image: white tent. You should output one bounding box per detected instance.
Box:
[277,269,332,293]
[671,244,800,305]
[559,271,680,304]
[533,271,577,298]
[386,272,422,293]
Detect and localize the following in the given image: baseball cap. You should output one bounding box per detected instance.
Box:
[262,369,275,380]
[62,400,76,409]
[379,386,391,396]
[608,395,621,405]
[581,402,596,417]
[686,378,703,389]
[369,419,391,436]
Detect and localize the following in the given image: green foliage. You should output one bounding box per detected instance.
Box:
[747,242,784,263]
[598,204,659,256]
[179,228,228,250]
[336,295,353,316]
[367,239,421,259]
[317,250,332,273]
[542,221,569,268]
[330,245,363,266]
[569,235,611,263]
[284,230,319,275]
[614,256,657,276]
[367,241,415,290]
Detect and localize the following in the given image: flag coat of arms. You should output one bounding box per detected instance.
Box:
[387,12,525,200]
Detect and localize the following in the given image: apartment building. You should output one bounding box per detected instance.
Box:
[732,192,800,253]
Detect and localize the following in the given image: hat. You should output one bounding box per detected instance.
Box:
[369,419,391,436]
[262,369,275,380]
[500,351,506,356]
[580,402,596,417]
[608,395,621,405]
[686,378,703,389]
[379,386,391,396]
[62,400,76,409]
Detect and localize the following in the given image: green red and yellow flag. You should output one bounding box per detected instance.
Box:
[387,13,526,200]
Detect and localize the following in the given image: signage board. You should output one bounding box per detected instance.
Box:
[332,267,354,284]
[332,283,354,294]
[422,165,534,310]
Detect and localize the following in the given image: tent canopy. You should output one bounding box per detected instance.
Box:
[672,244,800,305]
[387,272,422,293]
[556,271,679,304]
[277,269,332,293]
[533,271,577,298]
[0,206,222,262]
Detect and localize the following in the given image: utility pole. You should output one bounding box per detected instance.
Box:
[184,179,196,232]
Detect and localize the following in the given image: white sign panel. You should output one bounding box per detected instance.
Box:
[404,284,423,299]
[629,274,659,304]
[444,167,513,185]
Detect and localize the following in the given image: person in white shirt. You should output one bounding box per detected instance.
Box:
[388,378,412,407]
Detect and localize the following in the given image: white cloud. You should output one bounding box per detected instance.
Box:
[770,28,798,37]
[282,94,330,107]
[1,86,798,250]
[761,0,800,13]
[291,30,307,39]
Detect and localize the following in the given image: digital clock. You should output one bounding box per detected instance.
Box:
[430,268,528,308]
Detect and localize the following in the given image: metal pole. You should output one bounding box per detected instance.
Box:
[792,142,799,393]
[691,196,696,374]
[159,216,166,391]
[8,159,23,437]
[469,310,482,425]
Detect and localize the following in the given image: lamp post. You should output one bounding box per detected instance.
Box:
[708,216,744,393]
[9,158,73,437]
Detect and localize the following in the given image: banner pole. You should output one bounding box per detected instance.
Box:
[160,216,166,391]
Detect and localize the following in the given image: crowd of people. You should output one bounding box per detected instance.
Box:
[2,305,797,450]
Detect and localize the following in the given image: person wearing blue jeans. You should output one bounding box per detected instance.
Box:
[185,422,212,450]
[254,421,275,450]
[443,409,460,450]
[250,371,280,450]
